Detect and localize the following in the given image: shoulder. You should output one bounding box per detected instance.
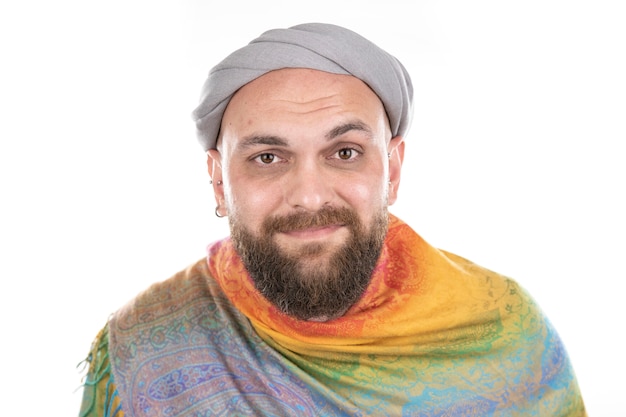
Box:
[105,257,246,393]
[110,258,224,332]
[439,248,533,305]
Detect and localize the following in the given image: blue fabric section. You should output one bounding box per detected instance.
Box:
[108,266,356,416]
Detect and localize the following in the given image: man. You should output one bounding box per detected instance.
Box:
[79,23,586,416]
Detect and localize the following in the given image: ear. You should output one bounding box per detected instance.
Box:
[387,135,405,206]
[206,149,225,209]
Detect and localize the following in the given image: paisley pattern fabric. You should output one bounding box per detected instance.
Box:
[93,215,585,416]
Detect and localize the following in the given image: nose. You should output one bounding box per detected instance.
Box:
[284,159,334,212]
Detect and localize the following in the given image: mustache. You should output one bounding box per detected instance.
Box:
[261,206,360,234]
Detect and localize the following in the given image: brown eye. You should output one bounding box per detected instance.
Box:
[258,153,275,164]
[338,148,353,160]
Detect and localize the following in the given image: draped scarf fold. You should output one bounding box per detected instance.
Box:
[206,214,584,415]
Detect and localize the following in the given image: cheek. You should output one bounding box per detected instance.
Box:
[341,177,388,211]
[225,177,280,228]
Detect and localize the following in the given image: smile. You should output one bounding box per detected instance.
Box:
[280,224,346,240]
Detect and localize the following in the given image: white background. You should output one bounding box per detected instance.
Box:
[1,1,624,415]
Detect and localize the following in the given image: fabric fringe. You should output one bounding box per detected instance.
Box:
[78,324,123,417]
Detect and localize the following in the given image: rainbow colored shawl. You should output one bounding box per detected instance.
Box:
[93,215,585,416]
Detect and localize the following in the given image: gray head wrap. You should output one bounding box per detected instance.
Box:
[192,22,413,151]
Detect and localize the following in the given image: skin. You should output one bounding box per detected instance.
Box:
[207,68,405,267]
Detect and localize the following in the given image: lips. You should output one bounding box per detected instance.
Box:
[281,224,344,239]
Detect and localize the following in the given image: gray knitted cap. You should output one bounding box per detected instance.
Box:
[192,23,413,151]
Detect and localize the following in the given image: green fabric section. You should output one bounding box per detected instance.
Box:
[79,323,123,417]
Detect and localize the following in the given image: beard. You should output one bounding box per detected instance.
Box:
[230,206,388,321]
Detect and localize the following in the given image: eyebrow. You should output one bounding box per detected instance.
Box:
[238,135,289,150]
[236,120,373,150]
[326,121,373,141]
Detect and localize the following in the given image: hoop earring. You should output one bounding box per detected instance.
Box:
[215,205,225,218]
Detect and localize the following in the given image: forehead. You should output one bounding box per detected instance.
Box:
[233,68,381,103]
[218,69,390,146]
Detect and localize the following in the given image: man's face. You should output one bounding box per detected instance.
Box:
[208,68,404,321]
